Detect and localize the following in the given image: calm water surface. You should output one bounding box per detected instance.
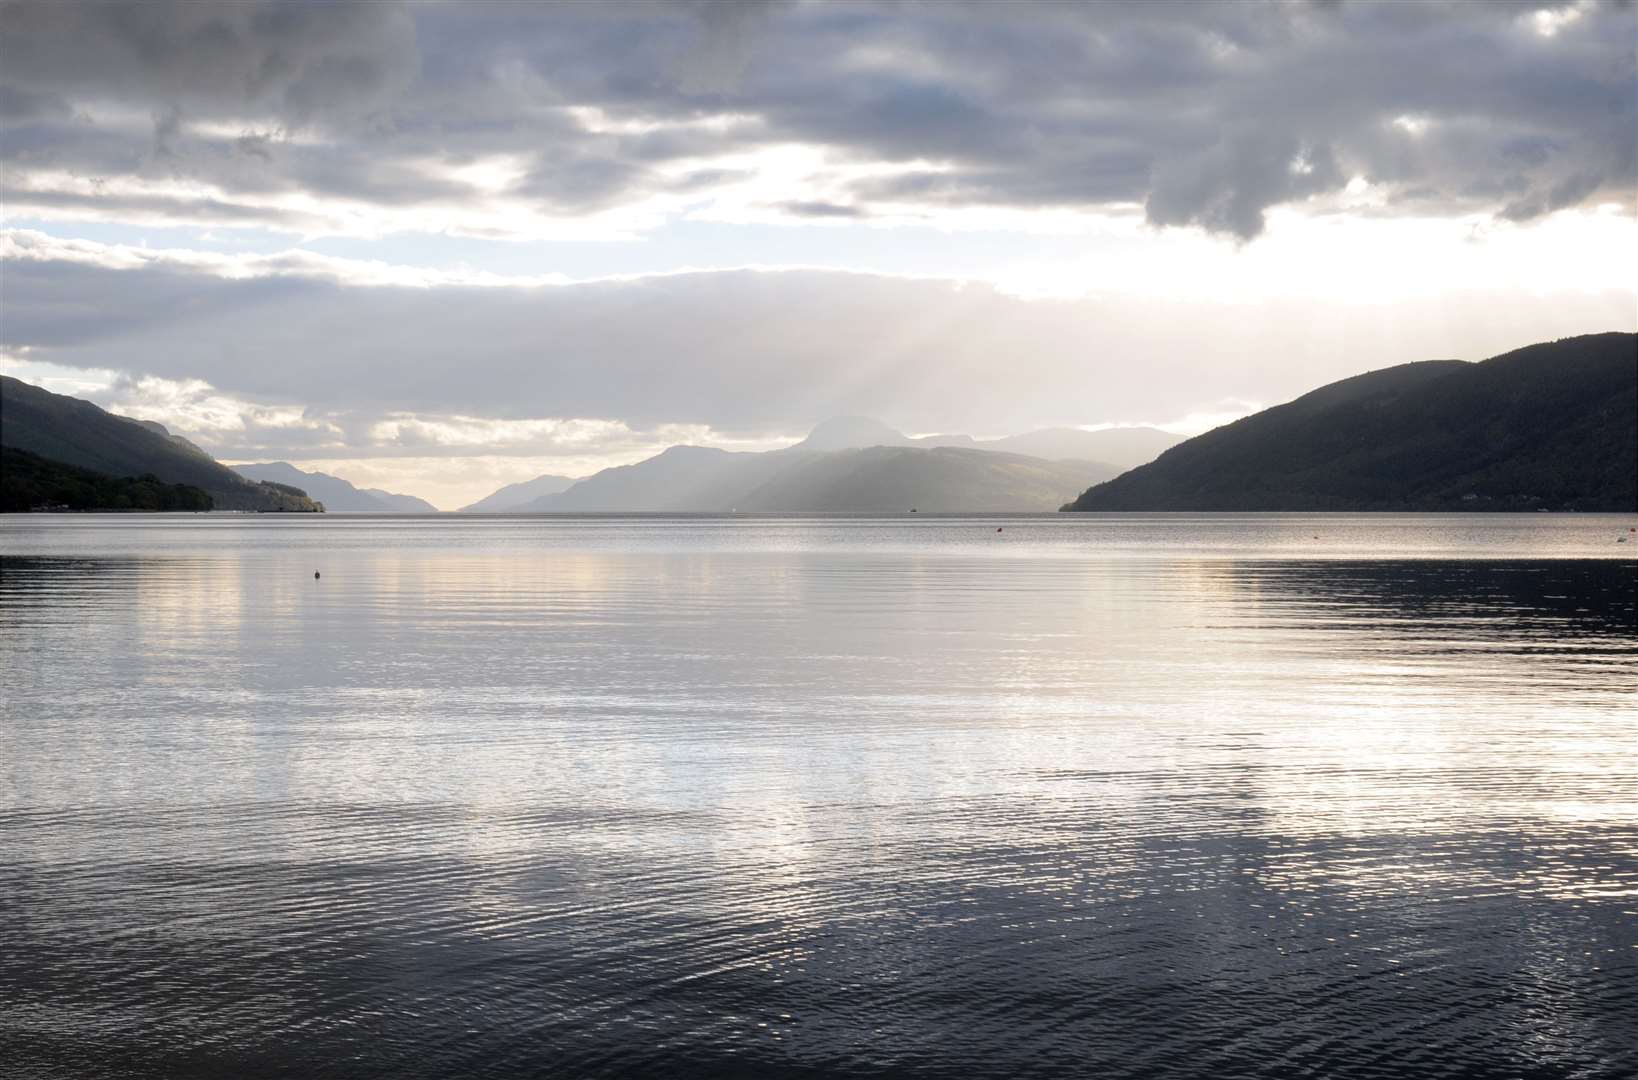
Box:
[2,514,1636,1079]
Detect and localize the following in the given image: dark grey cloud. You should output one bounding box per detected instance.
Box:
[775,200,865,219]
[0,185,334,231]
[0,83,70,121]
[1147,134,1344,240]
[0,1,1632,239]
[0,0,417,122]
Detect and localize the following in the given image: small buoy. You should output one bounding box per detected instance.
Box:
[997,527,1003,533]
[314,571,321,579]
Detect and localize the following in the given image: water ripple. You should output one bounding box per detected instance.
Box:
[2,516,1635,1078]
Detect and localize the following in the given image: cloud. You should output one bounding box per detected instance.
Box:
[0,1,418,123]
[0,1,1630,241]
[0,227,571,288]
[4,231,1633,449]
[773,199,864,219]
[5,219,1630,508]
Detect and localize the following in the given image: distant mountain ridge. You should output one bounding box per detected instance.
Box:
[458,473,578,512]
[1063,333,1637,512]
[981,426,1183,467]
[1,376,322,512]
[360,487,439,513]
[789,416,1181,467]
[732,445,1117,513]
[468,419,1177,513]
[232,462,436,512]
[526,445,813,512]
[516,441,1119,514]
[793,416,909,452]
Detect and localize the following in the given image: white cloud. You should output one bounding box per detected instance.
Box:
[0,228,571,288]
[1528,3,1590,38]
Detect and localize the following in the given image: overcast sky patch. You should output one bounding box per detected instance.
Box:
[1,1,1633,505]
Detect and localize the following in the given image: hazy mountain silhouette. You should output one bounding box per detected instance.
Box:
[458,418,1175,513]
[1063,333,1637,512]
[983,427,1182,469]
[793,416,912,452]
[514,419,1124,512]
[1,376,322,512]
[459,473,579,512]
[360,488,437,512]
[736,446,1118,512]
[233,462,436,512]
[790,416,1181,468]
[526,446,810,512]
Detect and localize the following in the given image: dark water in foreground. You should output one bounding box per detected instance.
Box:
[2,514,1635,1079]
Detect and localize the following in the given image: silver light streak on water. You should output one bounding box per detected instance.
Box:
[2,514,1635,1079]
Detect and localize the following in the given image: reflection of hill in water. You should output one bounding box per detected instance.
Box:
[1219,559,1637,644]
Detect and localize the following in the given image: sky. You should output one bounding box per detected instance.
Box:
[1,0,1634,509]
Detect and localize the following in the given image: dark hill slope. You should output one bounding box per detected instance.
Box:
[1063,333,1637,512]
[1,376,321,511]
[2,447,215,512]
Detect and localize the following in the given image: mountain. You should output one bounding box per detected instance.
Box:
[526,445,812,511]
[2,447,215,512]
[132,419,214,459]
[1062,333,1637,512]
[1,376,322,512]
[232,462,436,512]
[735,446,1117,512]
[793,416,912,452]
[789,416,1180,469]
[459,473,579,512]
[983,427,1183,470]
[522,433,1118,513]
[361,488,440,513]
